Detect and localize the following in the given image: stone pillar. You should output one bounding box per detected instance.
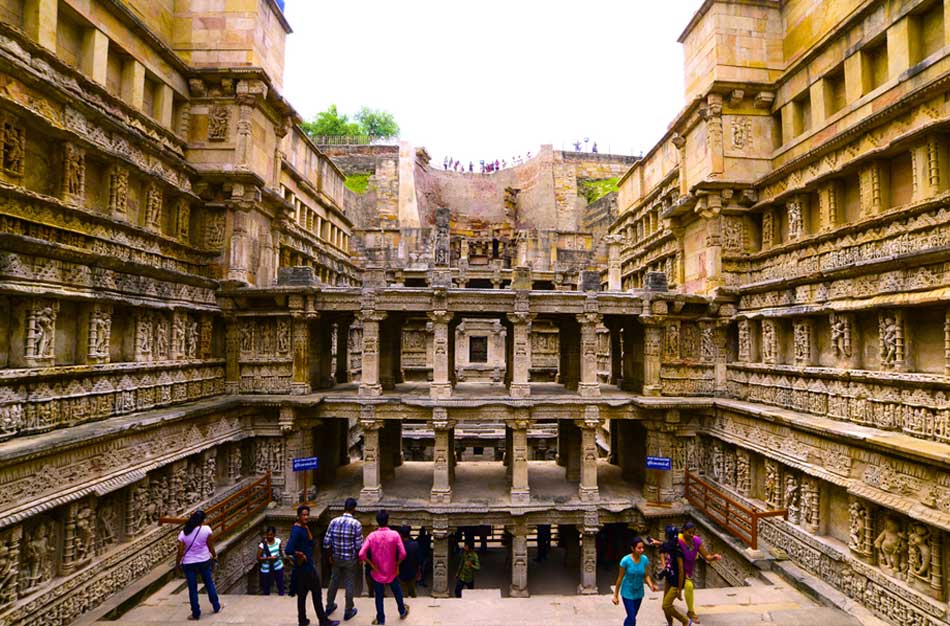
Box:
[431,409,454,503]
[577,406,600,502]
[291,313,311,394]
[578,312,602,397]
[335,318,351,384]
[510,416,531,504]
[912,135,948,203]
[224,316,240,392]
[509,521,529,597]
[359,311,386,397]
[380,420,400,480]
[379,316,398,390]
[818,181,840,231]
[642,319,663,396]
[81,28,109,85]
[577,513,599,595]
[606,235,622,291]
[561,420,581,482]
[24,0,57,51]
[360,411,382,503]
[609,321,623,385]
[859,161,888,218]
[429,310,453,399]
[120,58,145,110]
[431,519,450,598]
[507,312,534,397]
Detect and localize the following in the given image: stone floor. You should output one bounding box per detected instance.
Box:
[98,576,862,626]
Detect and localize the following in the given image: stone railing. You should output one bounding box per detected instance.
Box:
[726,364,950,445]
[0,361,225,440]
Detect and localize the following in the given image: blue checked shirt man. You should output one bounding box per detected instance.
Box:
[323,498,363,621]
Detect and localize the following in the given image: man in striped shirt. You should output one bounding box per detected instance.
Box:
[323,498,363,621]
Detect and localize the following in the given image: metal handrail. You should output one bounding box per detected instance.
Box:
[684,471,786,549]
[159,472,272,539]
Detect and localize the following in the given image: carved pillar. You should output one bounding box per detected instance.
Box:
[18,298,57,369]
[761,319,778,365]
[379,315,400,390]
[507,312,534,398]
[225,315,240,393]
[577,513,599,594]
[737,319,751,363]
[431,519,450,598]
[510,416,530,504]
[62,142,85,204]
[288,313,311,394]
[643,319,663,396]
[430,409,454,503]
[818,180,839,231]
[800,476,821,534]
[0,525,21,608]
[793,318,814,366]
[578,312,602,397]
[578,407,600,502]
[228,209,250,284]
[606,235,622,291]
[83,303,112,365]
[509,521,529,597]
[360,411,382,503]
[703,94,724,176]
[429,310,453,399]
[859,161,888,218]
[848,495,874,562]
[282,418,312,505]
[359,311,386,397]
[879,310,905,371]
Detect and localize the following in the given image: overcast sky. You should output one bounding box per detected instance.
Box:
[282,1,705,164]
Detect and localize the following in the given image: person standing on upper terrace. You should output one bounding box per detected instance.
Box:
[324,497,363,621]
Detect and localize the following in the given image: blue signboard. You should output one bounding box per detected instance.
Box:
[292,456,319,472]
[646,456,672,471]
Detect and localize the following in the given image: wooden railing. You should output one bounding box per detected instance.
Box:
[684,472,786,550]
[159,473,272,538]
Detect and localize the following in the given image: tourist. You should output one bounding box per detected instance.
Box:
[324,497,363,621]
[286,505,339,626]
[612,536,657,626]
[592,142,598,153]
[468,161,473,173]
[258,526,286,596]
[657,526,690,626]
[359,509,409,624]
[443,157,448,170]
[416,527,431,587]
[398,526,420,598]
[176,510,222,621]
[454,539,480,597]
[679,522,721,624]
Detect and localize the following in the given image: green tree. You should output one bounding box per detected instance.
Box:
[300,104,360,138]
[354,107,400,138]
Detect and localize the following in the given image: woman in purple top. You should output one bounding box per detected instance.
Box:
[176,510,222,621]
[359,510,408,625]
[678,522,721,624]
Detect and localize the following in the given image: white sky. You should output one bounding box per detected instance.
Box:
[282,0,706,164]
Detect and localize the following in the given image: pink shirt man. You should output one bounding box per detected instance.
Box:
[359,526,406,583]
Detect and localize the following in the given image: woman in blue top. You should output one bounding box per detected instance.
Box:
[611,536,657,626]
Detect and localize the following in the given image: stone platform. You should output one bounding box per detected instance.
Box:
[98,578,862,626]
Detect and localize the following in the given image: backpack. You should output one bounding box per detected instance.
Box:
[658,541,681,584]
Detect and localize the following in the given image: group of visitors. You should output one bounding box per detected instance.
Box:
[442,153,533,173]
[612,521,721,626]
[175,504,717,626]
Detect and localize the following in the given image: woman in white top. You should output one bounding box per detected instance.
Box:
[176,510,222,621]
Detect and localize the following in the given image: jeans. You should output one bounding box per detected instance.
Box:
[622,596,643,626]
[454,578,474,597]
[260,568,285,595]
[182,559,220,619]
[326,558,358,612]
[371,578,407,625]
[296,565,329,625]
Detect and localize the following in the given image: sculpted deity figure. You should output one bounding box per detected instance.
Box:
[186,320,198,358]
[73,504,94,562]
[880,315,899,367]
[764,461,779,507]
[0,533,16,605]
[241,322,254,353]
[277,319,290,354]
[874,514,907,577]
[3,121,24,175]
[784,476,800,524]
[761,320,776,363]
[907,523,931,580]
[831,315,851,358]
[96,500,117,552]
[155,319,168,358]
[23,521,53,590]
[849,500,867,553]
[33,306,55,358]
[93,311,110,355]
[173,316,187,357]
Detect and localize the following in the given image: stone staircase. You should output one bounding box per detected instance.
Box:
[98,576,865,626]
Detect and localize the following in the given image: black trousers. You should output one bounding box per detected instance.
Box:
[296,565,329,625]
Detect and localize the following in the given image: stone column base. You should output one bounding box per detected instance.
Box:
[509,585,530,597]
[509,383,531,398]
[359,384,382,397]
[577,583,598,595]
[578,383,601,397]
[643,384,662,397]
[360,485,382,503]
[578,487,599,502]
[510,489,530,505]
[225,382,240,394]
[430,383,453,399]
[430,488,452,503]
[290,382,311,395]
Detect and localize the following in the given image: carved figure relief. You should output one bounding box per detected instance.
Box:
[71,502,94,564]
[786,198,804,241]
[145,183,163,229]
[20,518,55,593]
[849,499,873,557]
[700,324,715,361]
[874,514,907,579]
[764,459,780,508]
[276,319,290,354]
[830,313,851,358]
[800,477,820,533]
[879,312,902,369]
[177,198,191,240]
[241,321,254,353]
[155,316,168,359]
[63,142,85,199]
[664,322,680,359]
[95,499,118,555]
[27,300,58,361]
[135,312,153,361]
[761,210,774,248]
[681,323,698,359]
[203,210,226,250]
[793,319,811,365]
[737,319,751,361]
[730,118,752,150]
[88,305,112,360]
[208,104,230,141]
[784,474,800,524]
[2,119,25,176]
[907,523,931,583]
[108,166,128,215]
[0,529,19,606]
[186,320,199,358]
[761,319,777,364]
